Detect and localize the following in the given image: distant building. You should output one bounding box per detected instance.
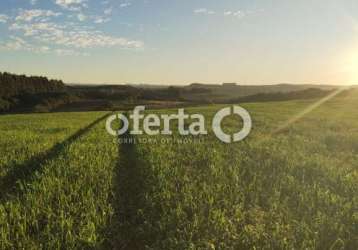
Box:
[222,83,237,87]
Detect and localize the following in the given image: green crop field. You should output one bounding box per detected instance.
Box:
[0,90,357,249]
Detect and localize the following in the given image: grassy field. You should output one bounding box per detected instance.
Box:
[0,90,357,249]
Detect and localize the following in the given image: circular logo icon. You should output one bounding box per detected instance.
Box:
[212,106,252,143]
[106,114,129,136]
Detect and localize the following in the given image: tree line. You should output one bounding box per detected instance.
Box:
[0,72,66,98]
[0,72,67,112]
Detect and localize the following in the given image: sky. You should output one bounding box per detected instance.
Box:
[0,0,358,85]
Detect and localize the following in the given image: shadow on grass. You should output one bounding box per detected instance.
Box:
[107,128,157,250]
[0,113,111,202]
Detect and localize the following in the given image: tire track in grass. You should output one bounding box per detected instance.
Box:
[109,115,154,250]
[0,112,111,202]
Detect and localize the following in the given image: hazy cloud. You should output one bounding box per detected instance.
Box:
[16,9,62,22]
[119,3,131,8]
[1,0,143,56]
[194,8,215,15]
[55,0,87,11]
[104,7,112,15]
[94,16,110,24]
[77,13,87,21]
[0,36,50,53]
[0,14,9,23]
[9,21,143,49]
[55,48,88,56]
[224,10,246,18]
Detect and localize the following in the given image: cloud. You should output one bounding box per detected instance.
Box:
[1,1,143,55]
[194,8,261,19]
[30,0,38,5]
[0,36,50,53]
[224,10,246,18]
[93,6,113,24]
[9,21,143,49]
[55,48,88,56]
[77,13,87,21]
[224,9,263,18]
[16,9,62,22]
[55,0,87,11]
[0,36,89,56]
[10,22,64,37]
[194,8,215,15]
[0,36,28,50]
[0,14,9,23]
[54,30,144,49]
[94,16,110,24]
[119,3,131,8]
[104,7,112,15]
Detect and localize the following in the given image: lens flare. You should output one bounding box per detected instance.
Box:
[272,86,350,135]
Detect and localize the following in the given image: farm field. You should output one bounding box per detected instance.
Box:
[0,90,357,249]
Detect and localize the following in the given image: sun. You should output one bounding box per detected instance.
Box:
[345,50,358,84]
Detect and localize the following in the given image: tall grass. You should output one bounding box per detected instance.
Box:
[0,112,118,249]
[0,91,357,249]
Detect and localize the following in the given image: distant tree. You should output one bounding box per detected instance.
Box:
[166,86,181,99]
[230,88,334,103]
[0,71,66,99]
